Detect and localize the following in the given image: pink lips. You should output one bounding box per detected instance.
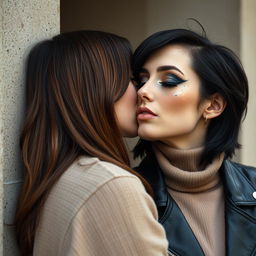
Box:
[137,106,157,120]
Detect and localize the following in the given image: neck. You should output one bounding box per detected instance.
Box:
[153,142,225,192]
[154,143,205,171]
[160,138,204,150]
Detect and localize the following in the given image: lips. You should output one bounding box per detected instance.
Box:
[137,106,157,120]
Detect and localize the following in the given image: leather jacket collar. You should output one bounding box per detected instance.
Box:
[136,153,256,256]
[222,160,256,205]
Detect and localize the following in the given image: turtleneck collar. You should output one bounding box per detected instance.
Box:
[153,142,225,193]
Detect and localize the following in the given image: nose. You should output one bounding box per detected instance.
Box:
[137,82,154,103]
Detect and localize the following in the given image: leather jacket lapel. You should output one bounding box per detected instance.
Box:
[136,157,256,256]
[221,161,256,256]
[161,194,204,256]
[136,154,204,255]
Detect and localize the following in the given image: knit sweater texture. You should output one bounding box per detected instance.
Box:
[33,156,168,256]
[154,142,225,256]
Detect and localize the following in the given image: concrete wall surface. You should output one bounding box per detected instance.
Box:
[1,2,4,254]
[240,0,256,166]
[0,0,60,254]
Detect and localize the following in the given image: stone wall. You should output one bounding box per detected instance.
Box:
[0,0,60,254]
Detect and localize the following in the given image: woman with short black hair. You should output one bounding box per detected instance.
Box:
[133,29,256,256]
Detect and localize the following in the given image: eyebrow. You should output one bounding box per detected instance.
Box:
[140,65,184,75]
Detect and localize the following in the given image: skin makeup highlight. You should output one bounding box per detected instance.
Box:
[172,84,188,96]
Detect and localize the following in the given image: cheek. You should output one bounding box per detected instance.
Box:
[121,85,138,136]
[161,94,190,113]
[129,85,138,107]
[160,90,201,129]
[162,86,199,113]
[120,84,137,110]
[125,84,137,113]
[114,84,139,137]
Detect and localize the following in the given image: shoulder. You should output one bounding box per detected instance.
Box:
[62,155,139,190]
[35,157,142,235]
[61,156,158,229]
[221,160,256,205]
[224,160,256,186]
[226,160,256,171]
[58,176,164,255]
[34,156,163,255]
[43,155,143,217]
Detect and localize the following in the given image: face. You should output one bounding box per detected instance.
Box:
[115,82,138,137]
[136,44,208,149]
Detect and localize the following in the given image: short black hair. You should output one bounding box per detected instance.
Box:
[133,29,248,165]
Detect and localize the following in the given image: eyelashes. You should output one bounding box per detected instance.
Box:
[137,74,187,88]
[130,77,138,86]
[158,74,187,88]
[138,77,148,87]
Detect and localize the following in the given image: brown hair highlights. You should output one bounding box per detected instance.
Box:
[15,30,151,255]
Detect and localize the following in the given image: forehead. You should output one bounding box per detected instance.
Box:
[143,44,192,72]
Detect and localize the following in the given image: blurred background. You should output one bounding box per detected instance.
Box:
[61,0,255,166]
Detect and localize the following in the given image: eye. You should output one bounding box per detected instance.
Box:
[130,77,138,86]
[130,78,141,91]
[159,74,187,88]
[139,76,149,86]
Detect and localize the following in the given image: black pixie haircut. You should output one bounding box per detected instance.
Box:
[133,29,248,165]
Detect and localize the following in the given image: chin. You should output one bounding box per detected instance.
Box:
[123,132,138,138]
[138,129,156,141]
[122,126,138,138]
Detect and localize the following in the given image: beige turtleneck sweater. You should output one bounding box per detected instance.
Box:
[154,142,225,256]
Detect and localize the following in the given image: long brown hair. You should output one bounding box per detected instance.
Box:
[15,30,152,255]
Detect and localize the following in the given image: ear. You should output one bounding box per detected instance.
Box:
[203,93,227,120]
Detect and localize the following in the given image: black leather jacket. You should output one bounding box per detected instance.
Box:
[136,154,256,256]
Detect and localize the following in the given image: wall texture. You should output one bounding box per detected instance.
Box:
[61,0,148,49]
[61,0,240,52]
[0,2,4,253]
[144,0,240,54]
[240,0,256,166]
[0,0,60,254]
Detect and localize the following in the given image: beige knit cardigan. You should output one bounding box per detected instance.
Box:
[33,156,168,256]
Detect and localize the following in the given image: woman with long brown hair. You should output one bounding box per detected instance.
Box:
[15,31,168,256]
